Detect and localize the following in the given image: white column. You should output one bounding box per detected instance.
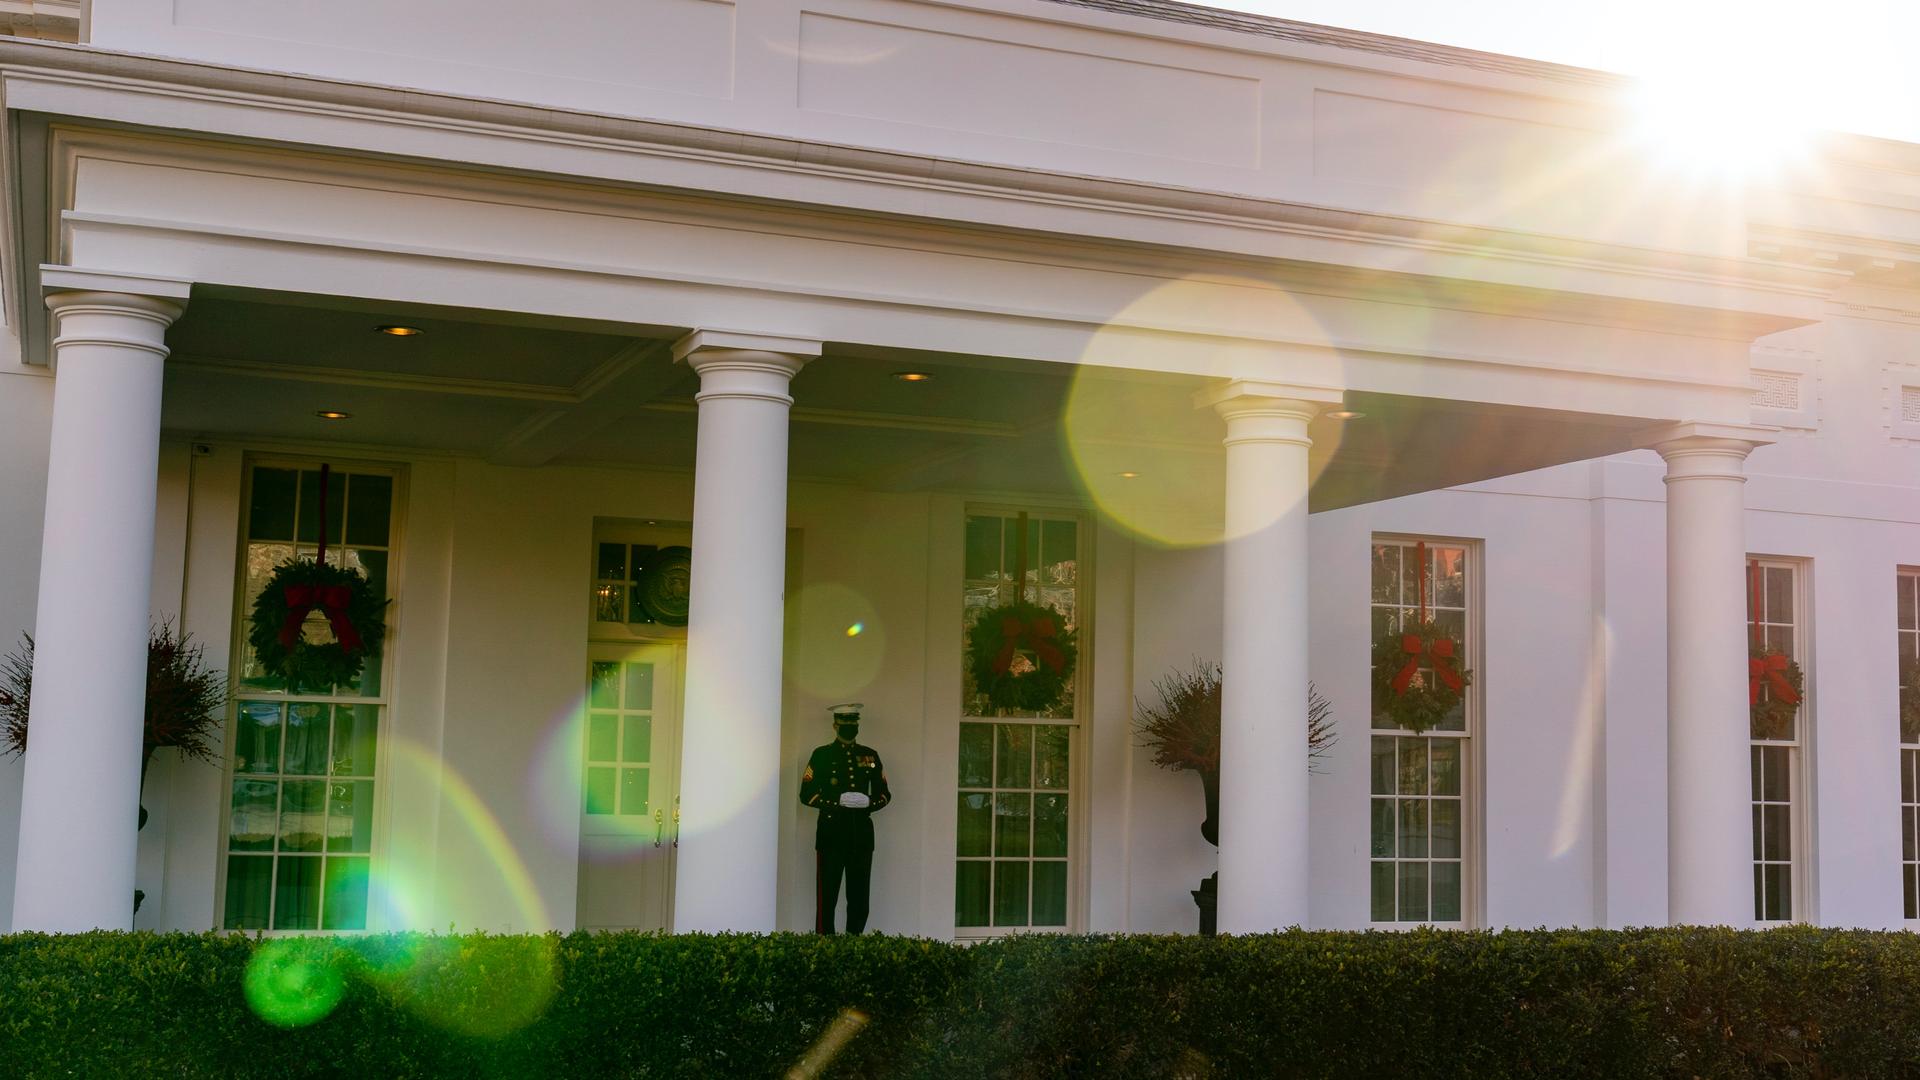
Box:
[1199,380,1341,933]
[13,274,187,932]
[1639,422,1773,926]
[671,330,818,932]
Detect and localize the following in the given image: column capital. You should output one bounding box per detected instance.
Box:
[1632,421,1776,458]
[673,330,819,405]
[1194,378,1345,414]
[42,267,190,315]
[1198,380,1343,449]
[671,329,822,366]
[41,268,189,363]
[1634,422,1776,486]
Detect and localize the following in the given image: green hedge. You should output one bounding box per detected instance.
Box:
[4,928,1920,1077]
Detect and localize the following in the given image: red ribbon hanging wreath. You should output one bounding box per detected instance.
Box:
[1748,652,1800,707]
[1371,540,1472,733]
[1746,560,1801,708]
[1389,541,1463,692]
[246,463,388,692]
[277,465,365,652]
[278,584,364,652]
[1393,633,1464,694]
[993,613,1068,675]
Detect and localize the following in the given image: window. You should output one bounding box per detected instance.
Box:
[592,541,691,628]
[1748,558,1807,923]
[584,657,658,819]
[955,510,1082,934]
[222,464,397,931]
[1369,538,1471,926]
[1899,570,1920,918]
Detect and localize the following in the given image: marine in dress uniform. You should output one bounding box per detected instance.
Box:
[801,703,891,934]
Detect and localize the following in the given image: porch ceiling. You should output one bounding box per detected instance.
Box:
[160,291,1650,511]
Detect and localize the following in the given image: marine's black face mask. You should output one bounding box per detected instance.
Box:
[834,720,860,742]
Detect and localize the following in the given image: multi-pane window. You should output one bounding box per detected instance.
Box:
[1369,539,1470,926]
[224,465,396,931]
[1898,571,1920,918]
[955,511,1081,934]
[592,542,691,628]
[1748,558,1805,923]
[585,658,657,820]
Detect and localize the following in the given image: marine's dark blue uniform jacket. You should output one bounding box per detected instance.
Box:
[800,741,891,852]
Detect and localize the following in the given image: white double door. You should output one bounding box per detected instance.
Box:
[576,641,684,931]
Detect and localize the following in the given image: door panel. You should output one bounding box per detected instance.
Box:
[576,642,681,930]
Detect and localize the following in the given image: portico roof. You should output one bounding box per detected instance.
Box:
[0,17,1888,511]
[1041,0,1621,86]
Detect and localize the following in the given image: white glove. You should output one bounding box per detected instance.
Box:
[839,791,870,809]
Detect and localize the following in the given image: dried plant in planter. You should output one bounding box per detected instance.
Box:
[1134,659,1337,847]
[1,626,226,769]
[0,635,29,757]
[1136,661,1225,777]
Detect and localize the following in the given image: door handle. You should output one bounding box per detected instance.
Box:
[672,795,681,848]
[654,808,664,848]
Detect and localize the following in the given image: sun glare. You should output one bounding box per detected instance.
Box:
[1625,66,1819,182]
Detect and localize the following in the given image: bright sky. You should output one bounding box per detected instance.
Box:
[1211,0,1920,146]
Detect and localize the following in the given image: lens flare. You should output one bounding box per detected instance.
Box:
[344,744,562,1033]
[1063,276,1346,548]
[788,1007,870,1078]
[244,937,346,1028]
[789,582,886,700]
[364,934,559,1039]
[531,587,884,867]
[1552,618,1611,861]
[527,656,687,855]
[1625,75,1814,182]
[385,739,553,931]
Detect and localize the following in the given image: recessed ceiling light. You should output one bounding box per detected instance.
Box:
[375,324,423,337]
[1325,410,1366,421]
[893,371,933,382]
[314,410,352,421]
[1118,471,1141,479]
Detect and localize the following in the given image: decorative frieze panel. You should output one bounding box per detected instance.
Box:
[1888,374,1920,444]
[1750,343,1820,432]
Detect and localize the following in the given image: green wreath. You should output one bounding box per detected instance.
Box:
[1371,621,1471,733]
[1903,657,1920,744]
[967,601,1078,713]
[1748,649,1804,741]
[247,559,388,693]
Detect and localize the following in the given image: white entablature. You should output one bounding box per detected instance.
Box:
[0,29,1846,508]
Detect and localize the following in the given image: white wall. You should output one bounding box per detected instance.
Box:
[777,486,934,934]
[0,345,51,931]
[1125,543,1221,933]
[79,0,1899,266]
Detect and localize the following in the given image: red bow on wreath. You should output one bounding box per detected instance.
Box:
[1748,653,1800,707]
[1392,633,1463,695]
[279,584,365,653]
[993,615,1067,675]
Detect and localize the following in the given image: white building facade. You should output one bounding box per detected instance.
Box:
[0,0,1917,937]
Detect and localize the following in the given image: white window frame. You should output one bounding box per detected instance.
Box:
[214,457,404,934]
[1747,555,1814,924]
[1367,534,1483,930]
[953,504,1091,940]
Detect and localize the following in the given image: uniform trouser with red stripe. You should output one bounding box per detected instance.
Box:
[815,847,874,934]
